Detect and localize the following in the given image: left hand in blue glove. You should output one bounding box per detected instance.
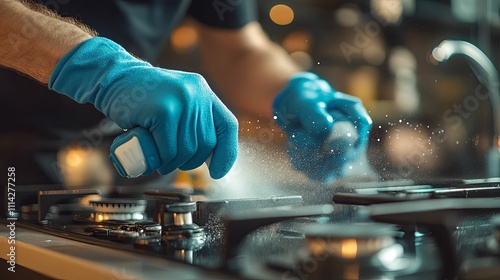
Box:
[272,72,372,182]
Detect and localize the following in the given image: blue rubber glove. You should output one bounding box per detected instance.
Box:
[49,37,238,179]
[273,72,372,182]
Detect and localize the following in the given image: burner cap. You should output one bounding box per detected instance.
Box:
[89,199,147,213]
[304,223,397,259]
[304,223,396,239]
[93,212,145,222]
[164,202,197,213]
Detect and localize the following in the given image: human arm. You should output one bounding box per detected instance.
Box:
[197,21,372,182]
[0,0,94,84]
[196,22,301,119]
[0,1,238,179]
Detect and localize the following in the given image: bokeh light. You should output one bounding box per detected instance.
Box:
[334,6,362,27]
[290,51,313,70]
[282,30,311,52]
[171,25,198,52]
[270,4,295,25]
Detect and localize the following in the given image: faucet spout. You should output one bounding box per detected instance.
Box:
[432,40,500,177]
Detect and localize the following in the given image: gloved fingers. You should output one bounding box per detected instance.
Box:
[287,129,323,150]
[178,148,213,171]
[313,78,335,92]
[326,146,357,166]
[297,99,334,136]
[287,145,344,183]
[322,136,354,158]
[346,102,372,148]
[288,143,348,172]
[330,92,372,148]
[288,145,319,171]
[272,100,301,130]
[209,104,239,179]
[328,109,351,122]
[287,127,354,183]
[149,103,181,175]
[179,119,217,171]
[158,113,198,175]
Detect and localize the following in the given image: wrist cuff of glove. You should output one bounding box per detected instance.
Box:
[48,38,91,90]
[48,37,148,105]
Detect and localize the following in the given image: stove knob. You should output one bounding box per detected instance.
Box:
[165,201,197,213]
[156,202,196,226]
[174,250,194,264]
[159,201,205,245]
[164,202,197,226]
[164,237,205,264]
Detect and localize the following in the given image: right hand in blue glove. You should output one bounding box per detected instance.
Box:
[273,73,372,183]
[49,37,238,179]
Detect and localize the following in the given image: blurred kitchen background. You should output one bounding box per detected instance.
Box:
[161,0,500,182]
[1,0,499,194]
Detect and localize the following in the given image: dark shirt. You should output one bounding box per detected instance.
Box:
[50,0,257,60]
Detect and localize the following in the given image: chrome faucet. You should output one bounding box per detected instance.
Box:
[432,40,500,177]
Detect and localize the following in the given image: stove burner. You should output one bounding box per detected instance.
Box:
[89,199,147,213]
[304,223,397,259]
[89,199,147,222]
[91,212,145,221]
[292,223,411,280]
[10,182,500,279]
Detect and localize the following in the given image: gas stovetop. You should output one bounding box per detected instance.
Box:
[2,179,500,279]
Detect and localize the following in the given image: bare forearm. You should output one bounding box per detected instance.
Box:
[198,23,301,119]
[0,0,95,84]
